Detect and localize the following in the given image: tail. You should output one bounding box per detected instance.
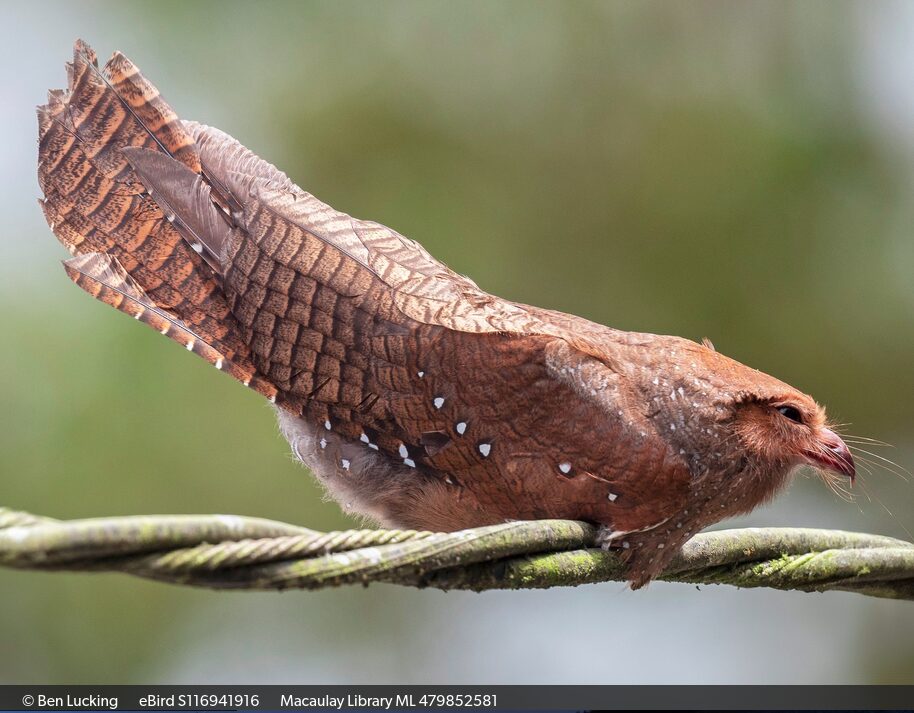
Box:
[38,40,278,402]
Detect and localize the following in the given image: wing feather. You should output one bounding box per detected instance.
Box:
[63,253,278,402]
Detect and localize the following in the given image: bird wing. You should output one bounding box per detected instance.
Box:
[181,121,598,342]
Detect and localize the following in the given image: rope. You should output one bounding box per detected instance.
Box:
[2,507,912,599]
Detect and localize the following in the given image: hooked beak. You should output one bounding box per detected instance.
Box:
[804,427,856,484]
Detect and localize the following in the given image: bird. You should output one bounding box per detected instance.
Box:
[37,40,855,588]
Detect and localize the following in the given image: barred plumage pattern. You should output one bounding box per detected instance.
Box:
[38,40,848,587]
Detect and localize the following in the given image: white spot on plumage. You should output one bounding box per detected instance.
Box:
[242,377,251,387]
[368,443,379,450]
[319,438,327,449]
[398,443,409,458]
[652,377,659,385]
[159,324,169,335]
[133,312,141,320]
[214,358,223,370]
[478,443,491,457]
[324,420,332,430]
[456,422,467,435]
[403,458,416,468]
[433,396,445,409]
[360,433,370,444]
[191,242,203,254]
[417,371,425,378]
[622,541,630,549]
[341,459,351,470]
[558,462,572,474]
[608,492,618,501]
[186,340,195,351]
[269,393,276,404]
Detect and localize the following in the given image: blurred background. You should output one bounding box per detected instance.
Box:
[2,0,913,684]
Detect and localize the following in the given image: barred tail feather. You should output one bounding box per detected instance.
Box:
[38,40,285,406]
[63,253,280,404]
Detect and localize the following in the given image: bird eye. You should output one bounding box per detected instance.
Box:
[776,405,804,424]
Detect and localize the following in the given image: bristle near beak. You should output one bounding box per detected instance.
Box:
[803,427,856,484]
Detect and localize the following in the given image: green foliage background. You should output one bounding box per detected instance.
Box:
[2,0,913,683]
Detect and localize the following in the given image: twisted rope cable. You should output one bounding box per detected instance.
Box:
[1,507,912,599]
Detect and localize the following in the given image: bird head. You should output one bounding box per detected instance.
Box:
[688,341,856,493]
[729,393,855,485]
[625,335,855,502]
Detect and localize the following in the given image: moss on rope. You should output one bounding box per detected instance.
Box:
[1,507,912,599]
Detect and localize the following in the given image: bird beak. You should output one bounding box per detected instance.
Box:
[803,427,856,484]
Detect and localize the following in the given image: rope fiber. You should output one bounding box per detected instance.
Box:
[2,507,912,599]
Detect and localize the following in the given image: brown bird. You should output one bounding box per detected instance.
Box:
[37,40,854,587]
